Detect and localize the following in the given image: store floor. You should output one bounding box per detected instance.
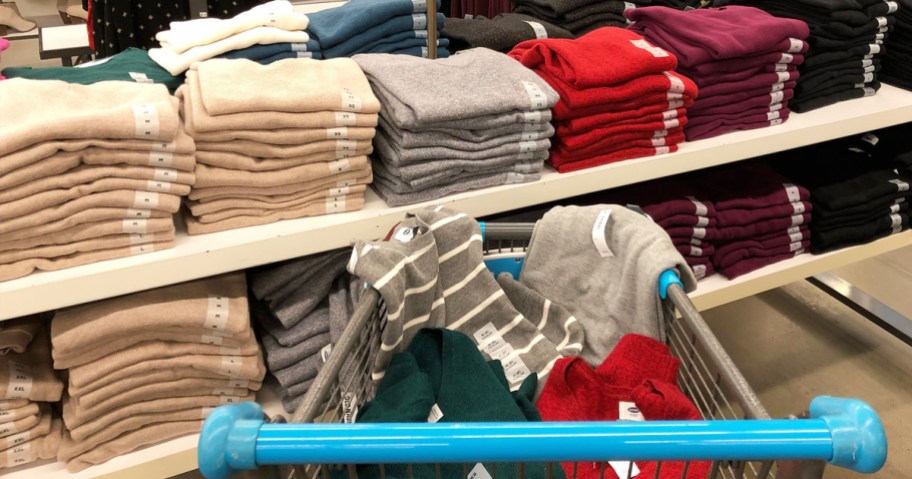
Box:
[178,247,912,479]
[703,245,912,479]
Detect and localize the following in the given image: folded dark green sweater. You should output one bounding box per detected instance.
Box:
[356,328,557,479]
[1,48,183,92]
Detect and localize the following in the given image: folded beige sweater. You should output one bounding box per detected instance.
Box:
[194,156,370,188]
[0,79,180,156]
[52,272,249,359]
[61,335,259,377]
[0,189,181,233]
[0,418,62,469]
[192,125,376,145]
[192,179,370,205]
[196,147,373,172]
[2,208,172,244]
[59,406,213,459]
[0,239,175,282]
[0,400,28,410]
[0,332,63,402]
[0,182,185,222]
[0,230,174,266]
[196,58,380,116]
[0,413,39,439]
[56,327,255,372]
[1,408,52,451]
[179,81,379,134]
[0,218,176,254]
[64,419,204,472]
[64,380,249,428]
[188,184,368,216]
[185,194,366,234]
[65,394,252,443]
[0,403,39,425]
[0,315,43,356]
[74,369,261,407]
[0,149,196,193]
[196,192,364,224]
[1,132,197,176]
[188,169,372,201]
[197,138,373,159]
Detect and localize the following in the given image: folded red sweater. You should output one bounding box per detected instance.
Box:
[558,119,689,150]
[552,130,686,163]
[552,145,678,172]
[533,68,698,114]
[508,27,679,89]
[557,106,687,136]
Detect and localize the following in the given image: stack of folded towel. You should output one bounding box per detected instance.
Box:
[353,48,558,206]
[883,0,911,89]
[0,318,64,470]
[50,273,265,472]
[0,79,193,281]
[718,0,899,112]
[149,0,311,76]
[509,27,696,172]
[628,6,809,140]
[179,57,379,234]
[306,0,448,59]
[691,161,812,279]
[248,248,359,412]
[770,130,912,253]
[442,13,573,53]
[512,0,643,35]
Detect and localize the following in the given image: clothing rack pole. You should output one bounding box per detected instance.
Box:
[427,0,437,59]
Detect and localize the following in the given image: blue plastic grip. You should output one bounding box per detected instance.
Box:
[198,402,266,479]
[479,221,486,241]
[658,268,683,299]
[810,396,887,473]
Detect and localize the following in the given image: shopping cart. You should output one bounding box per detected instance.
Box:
[198,222,887,479]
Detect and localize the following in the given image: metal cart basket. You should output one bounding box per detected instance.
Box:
[199,222,887,479]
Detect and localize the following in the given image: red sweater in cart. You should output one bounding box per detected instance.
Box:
[537,335,710,479]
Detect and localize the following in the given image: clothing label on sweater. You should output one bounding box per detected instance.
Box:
[220,356,243,376]
[767,110,781,122]
[505,172,525,184]
[320,344,333,363]
[662,109,679,121]
[769,118,784,127]
[123,209,152,221]
[789,231,804,243]
[129,72,153,84]
[692,264,706,278]
[335,111,357,126]
[862,64,876,74]
[130,244,156,255]
[652,129,669,138]
[592,209,615,258]
[524,21,548,39]
[522,110,543,124]
[340,88,363,112]
[219,346,241,356]
[787,225,801,235]
[330,185,351,196]
[329,158,352,174]
[869,44,882,55]
[4,430,29,449]
[5,362,32,399]
[630,39,669,58]
[775,63,788,72]
[412,14,427,30]
[864,87,877,97]
[780,53,794,64]
[296,51,314,58]
[890,204,901,214]
[421,46,429,58]
[690,246,702,256]
[335,141,358,157]
[686,197,708,216]
[664,118,681,129]
[520,130,543,141]
[133,191,160,210]
[521,81,548,110]
[290,43,309,52]
[202,335,224,346]
[862,58,874,69]
[775,71,791,83]
[770,82,785,94]
[876,17,888,28]
[122,219,149,234]
[148,151,174,167]
[770,103,783,112]
[610,402,644,478]
[468,463,493,479]
[788,38,804,53]
[503,356,532,385]
[219,395,244,405]
[132,104,161,139]
[692,227,707,239]
[325,196,347,213]
[651,137,667,147]
[667,99,684,110]
[886,1,899,13]
[891,214,903,228]
[783,184,801,203]
[427,403,444,423]
[326,127,348,139]
[412,0,427,12]
[696,216,709,227]
[205,295,230,332]
[790,214,805,226]
[227,379,249,389]
[152,140,177,153]
[789,241,803,253]
[341,392,359,423]
[7,443,31,466]
[147,180,172,193]
[770,91,785,104]
[863,72,875,83]
[792,202,806,214]
[518,141,538,153]
[654,146,671,155]
[212,387,236,396]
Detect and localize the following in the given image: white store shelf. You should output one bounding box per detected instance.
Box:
[3,84,912,320]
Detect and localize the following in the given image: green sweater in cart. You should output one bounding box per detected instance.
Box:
[354,328,562,479]
[1,48,183,92]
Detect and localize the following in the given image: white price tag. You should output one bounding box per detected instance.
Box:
[325,196,347,213]
[133,191,160,209]
[788,38,804,53]
[630,39,669,57]
[320,344,333,363]
[889,179,909,192]
[686,197,708,216]
[328,158,352,174]
[132,103,161,139]
[412,13,427,30]
[129,72,153,84]
[326,127,348,139]
[122,219,149,234]
[335,111,357,126]
[5,362,32,399]
[204,295,230,332]
[524,21,548,39]
[592,209,614,257]
[427,403,444,423]
[148,151,174,167]
[522,80,548,109]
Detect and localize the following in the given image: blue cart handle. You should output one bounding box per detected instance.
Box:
[198,396,886,479]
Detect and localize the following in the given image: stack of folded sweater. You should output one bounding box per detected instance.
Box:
[149,0,311,76]
[770,130,912,253]
[512,0,644,35]
[353,48,558,205]
[0,319,64,470]
[248,248,359,412]
[0,79,192,281]
[691,161,812,279]
[306,0,448,59]
[441,13,573,53]
[717,0,899,112]
[1,48,182,92]
[179,57,379,234]
[537,334,708,479]
[50,273,265,472]
[509,27,696,173]
[627,6,809,140]
[883,0,912,89]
